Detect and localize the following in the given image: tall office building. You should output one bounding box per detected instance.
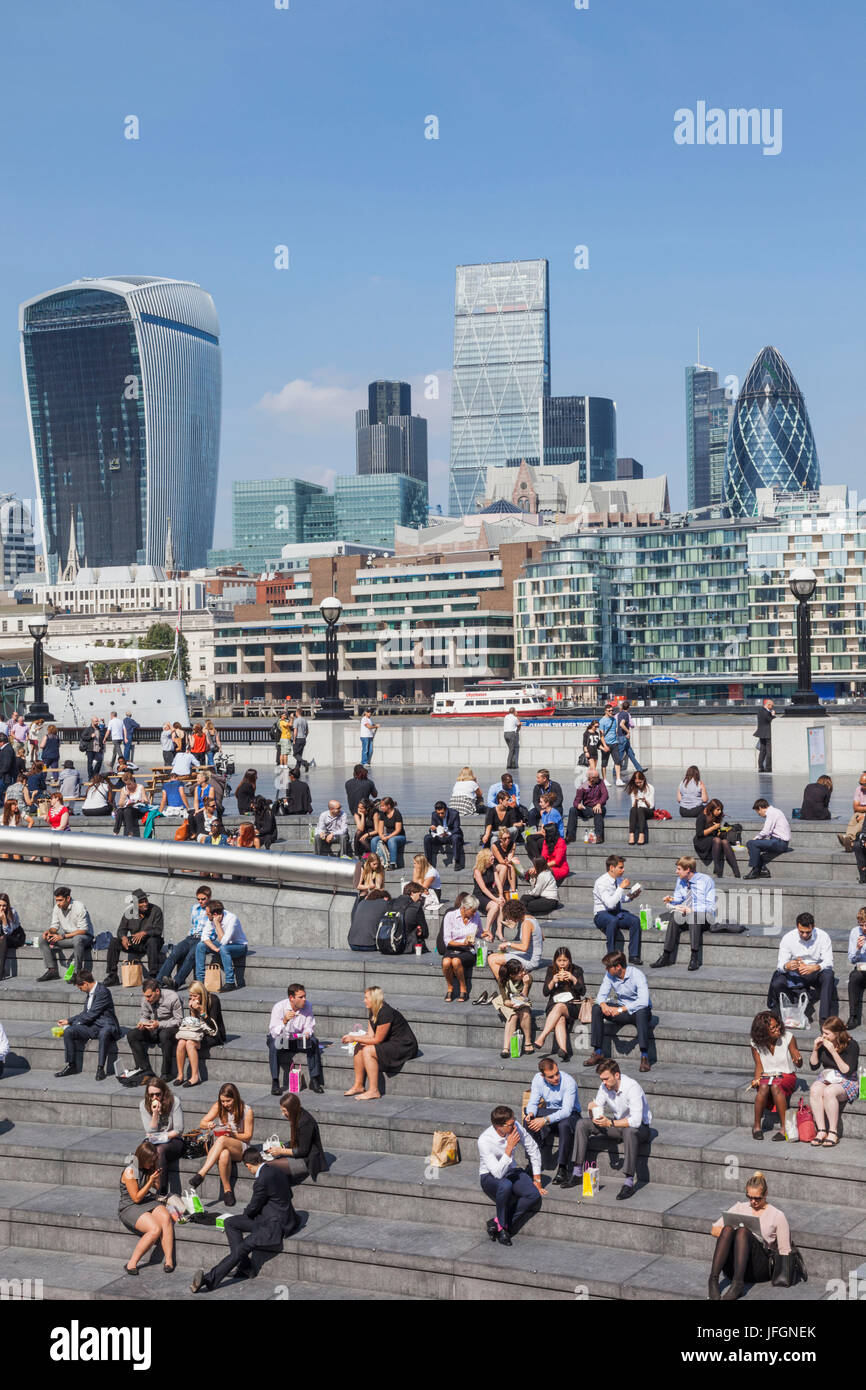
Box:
[539,396,617,480]
[335,474,428,548]
[616,458,643,480]
[355,381,428,484]
[0,493,36,585]
[207,478,329,572]
[20,275,221,579]
[686,364,733,510]
[724,346,820,518]
[449,259,550,515]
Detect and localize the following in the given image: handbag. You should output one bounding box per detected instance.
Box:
[204,960,225,992]
[771,1245,807,1287]
[7,924,25,949]
[652,808,672,820]
[174,820,190,841]
[577,997,593,1024]
[428,1130,460,1168]
[795,1099,817,1143]
[181,1128,213,1160]
[577,753,589,767]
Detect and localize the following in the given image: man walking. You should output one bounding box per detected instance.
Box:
[0,733,16,802]
[503,708,521,770]
[598,703,621,786]
[190,1148,298,1291]
[615,701,645,779]
[121,711,140,763]
[291,713,311,772]
[105,712,125,769]
[755,698,775,773]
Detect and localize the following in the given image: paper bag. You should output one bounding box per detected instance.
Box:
[582,1163,599,1197]
[429,1130,460,1168]
[121,960,143,989]
[204,961,224,993]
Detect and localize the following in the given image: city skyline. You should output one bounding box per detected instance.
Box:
[0,0,862,545]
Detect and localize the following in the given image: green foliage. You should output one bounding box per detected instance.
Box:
[139,622,190,682]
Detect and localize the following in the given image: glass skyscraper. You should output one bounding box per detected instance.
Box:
[449,259,550,515]
[368,380,411,425]
[539,396,617,480]
[207,478,328,572]
[20,275,221,578]
[0,494,36,586]
[335,474,428,548]
[724,346,820,517]
[686,365,733,510]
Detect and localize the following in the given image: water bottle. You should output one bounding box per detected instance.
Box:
[654,916,665,931]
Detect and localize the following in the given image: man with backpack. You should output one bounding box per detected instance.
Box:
[376,881,429,955]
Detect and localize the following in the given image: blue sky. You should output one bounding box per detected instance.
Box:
[0,0,863,542]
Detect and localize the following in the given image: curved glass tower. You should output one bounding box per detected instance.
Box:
[723,346,819,517]
[20,275,221,577]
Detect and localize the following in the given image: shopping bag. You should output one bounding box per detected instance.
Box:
[288,1062,302,1094]
[581,1163,599,1197]
[859,1067,866,1102]
[475,941,487,967]
[121,961,143,989]
[428,1130,460,1168]
[509,1033,523,1058]
[204,961,224,993]
[784,1111,799,1142]
[181,1186,204,1215]
[63,960,76,982]
[795,1099,817,1143]
[779,991,809,1030]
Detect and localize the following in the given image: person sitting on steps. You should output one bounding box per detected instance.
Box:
[584,951,653,1075]
[747,1010,802,1141]
[708,1171,792,1302]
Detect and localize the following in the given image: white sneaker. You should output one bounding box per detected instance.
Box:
[615,779,625,787]
[603,778,611,786]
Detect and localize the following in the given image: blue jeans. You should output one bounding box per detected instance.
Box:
[195,940,247,985]
[480,1167,541,1233]
[122,741,134,761]
[206,751,215,766]
[747,836,790,871]
[157,937,199,986]
[360,737,373,765]
[370,833,406,868]
[594,909,642,959]
[617,740,644,774]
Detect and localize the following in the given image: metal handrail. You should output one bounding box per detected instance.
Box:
[0,827,361,892]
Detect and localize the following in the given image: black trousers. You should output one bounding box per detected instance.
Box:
[292,739,309,771]
[847,969,866,1024]
[113,803,147,837]
[658,910,717,959]
[757,737,772,772]
[767,968,836,1024]
[423,832,465,871]
[521,894,560,916]
[566,806,605,843]
[590,1002,653,1053]
[540,1114,579,1168]
[205,1214,293,1288]
[267,1033,324,1087]
[152,1136,184,1190]
[854,841,866,880]
[128,1025,179,1075]
[315,833,350,856]
[629,806,650,839]
[106,931,162,977]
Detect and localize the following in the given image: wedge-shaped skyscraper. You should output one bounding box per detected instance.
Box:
[20,275,221,577]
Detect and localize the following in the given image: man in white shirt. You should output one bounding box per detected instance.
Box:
[564,1059,652,1200]
[478,1104,544,1244]
[266,982,324,1096]
[359,711,379,768]
[745,799,791,879]
[105,713,125,769]
[651,855,719,972]
[503,708,521,769]
[314,801,350,857]
[593,855,642,963]
[171,748,201,776]
[767,912,836,1025]
[195,900,248,992]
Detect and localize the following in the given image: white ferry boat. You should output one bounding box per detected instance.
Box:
[432,682,556,719]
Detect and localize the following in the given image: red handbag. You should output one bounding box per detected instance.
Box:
[795,1099,817,1143]
[652,808,672,820]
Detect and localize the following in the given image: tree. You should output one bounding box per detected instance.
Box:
[140,621,190,682]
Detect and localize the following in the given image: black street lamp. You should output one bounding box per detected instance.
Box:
[785,566,823,717]
[318,595,347,720]
[27,605,55,721]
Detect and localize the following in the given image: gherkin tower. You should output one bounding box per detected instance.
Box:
[723,346,819,517]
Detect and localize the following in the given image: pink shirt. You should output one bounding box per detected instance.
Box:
[726,1201,791,1254]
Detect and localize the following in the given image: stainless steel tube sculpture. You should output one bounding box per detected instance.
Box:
[0,828,361,892]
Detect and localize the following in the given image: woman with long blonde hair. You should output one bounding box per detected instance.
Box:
[358,852,386,897]
[173,980,225,1087]
[473,847,505,935]
[413,852,441,900]
[449,766,484,817]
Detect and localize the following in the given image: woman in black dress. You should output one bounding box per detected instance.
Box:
[235,770,258,815]
[534,948,586,1058]
[118,1141,176,1275]
[582,720,602,775]
[253,794,278,849]
[693,799,741,878]
[266,1092,327,1182]
[340,986,419,1100]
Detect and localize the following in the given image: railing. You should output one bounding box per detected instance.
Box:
[0,827,361,892]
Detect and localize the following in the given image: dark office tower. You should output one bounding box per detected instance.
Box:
[355,388,428,486]
[686,364,733,509]
[616,458,643,480]
[368,380,411,426]
[449,259,550,514]
[20,275,221,579]
[539,396,617,481]
[724,346,820,517]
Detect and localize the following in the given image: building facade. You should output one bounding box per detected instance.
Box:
[355,381,428,483]
[20,276,221,579]
[449,259,550,515]
[724,346,821,517]
[0,495,36,587]
[539,396,617,480]
[334,474,428,549]
[616,458,643,480]
[686,364,733,510]
[207,478,329,573]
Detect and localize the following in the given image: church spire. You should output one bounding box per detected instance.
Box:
[60,507,80,582]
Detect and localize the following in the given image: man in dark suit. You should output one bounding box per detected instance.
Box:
[755,698,775,773]
[0,733,16,801]
[54,971,121,1081]
[280,767,312,815]
[423,801,465,871]
[190,1148,298,1291]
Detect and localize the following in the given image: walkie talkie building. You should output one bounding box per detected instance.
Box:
[20,275,221,578]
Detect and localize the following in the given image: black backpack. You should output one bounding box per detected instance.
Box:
[376,908,407,955]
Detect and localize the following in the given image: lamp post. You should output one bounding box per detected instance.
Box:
[785,566,823,717]
[27,605,55,720]
[318,595,346,719]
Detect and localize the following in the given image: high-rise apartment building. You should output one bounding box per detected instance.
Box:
[724,346,820,517]
[686,364,733,510]
[539,396,617,480]
[449,259,550,515]
[20,275,221,579]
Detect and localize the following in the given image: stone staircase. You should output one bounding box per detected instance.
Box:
[0,815,862,1299]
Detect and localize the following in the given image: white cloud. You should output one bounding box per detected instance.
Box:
[256,376,366,431]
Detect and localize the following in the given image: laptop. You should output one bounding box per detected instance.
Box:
[722,1211,763,1237]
